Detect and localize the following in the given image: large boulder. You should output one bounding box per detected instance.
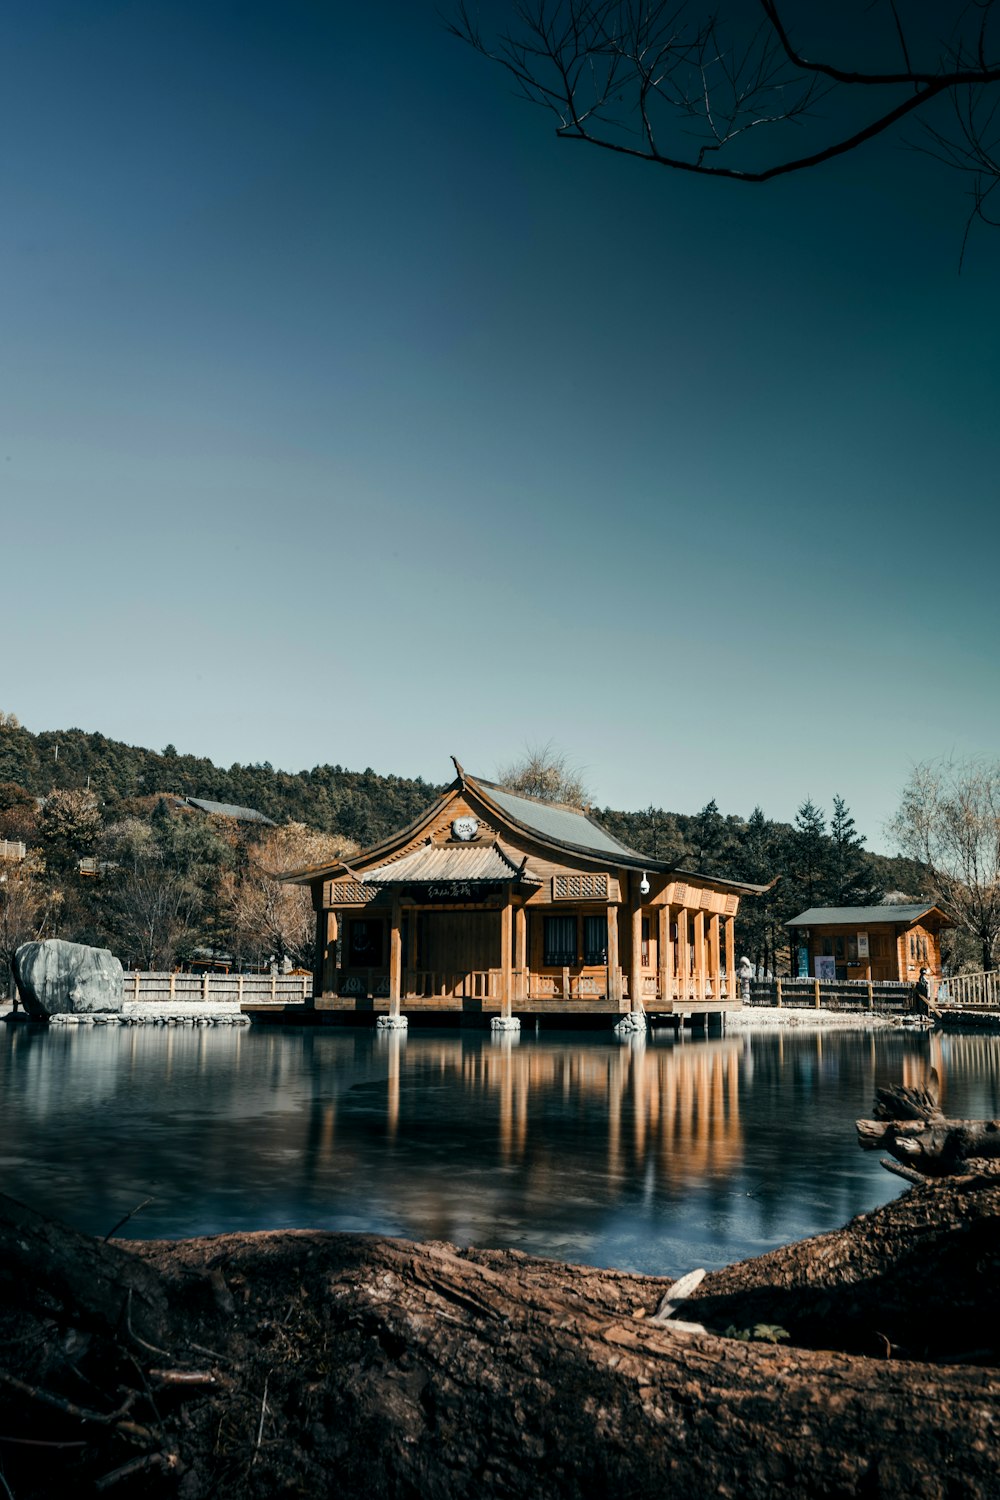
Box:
[14,940,124,1018]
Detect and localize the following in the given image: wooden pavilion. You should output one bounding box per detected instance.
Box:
[286,760,768,1026]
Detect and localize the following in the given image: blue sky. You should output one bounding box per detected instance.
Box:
[3,0,998,850]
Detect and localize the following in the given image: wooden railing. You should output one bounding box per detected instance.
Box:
[938,970,1000,1009]
[123,971,312,1003]
[663,972,737,1004]
[528,970,611,1001]
[0,839,26,862]
[332,967,737,1006]
[404,969,502,1000]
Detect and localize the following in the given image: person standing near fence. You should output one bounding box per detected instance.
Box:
[739,956,753,1004]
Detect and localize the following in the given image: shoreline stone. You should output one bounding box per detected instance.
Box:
[13,939,124,1017]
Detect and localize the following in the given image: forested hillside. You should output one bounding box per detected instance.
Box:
[0,716,929,980]
[0,717,441,848]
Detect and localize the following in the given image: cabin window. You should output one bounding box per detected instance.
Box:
[544,915,577,966]
[347,919,384,967]
[583,915,607,966]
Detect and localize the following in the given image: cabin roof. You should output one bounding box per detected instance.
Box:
[184,796,275,825]
[786,903,949,928]
[363,841,539,886]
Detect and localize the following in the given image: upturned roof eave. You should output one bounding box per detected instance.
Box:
[280,782,464,885]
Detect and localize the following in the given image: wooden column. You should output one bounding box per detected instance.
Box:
[607,905,622,1005]
[709,912,721,999]
[316,909,338,998]
[500,889,513,1018]
[629,887,644,1013]
[725,914,736,1001]
[515,904,527,1002]
[694,911,706,1002]
[657,904,669,1005]
[676,908,689,1004]
[389,894,403,1018]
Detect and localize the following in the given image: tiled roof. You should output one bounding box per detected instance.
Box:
[363,842,536,885]
[185,797,275,826]
[473,779,645,862]
[787,904,945,927]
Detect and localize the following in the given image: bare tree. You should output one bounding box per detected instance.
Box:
[0,854,61,993]
[496,742,591,807]
[450,1,1000,250]
[890,758,1000,972]
[224,824,358,970]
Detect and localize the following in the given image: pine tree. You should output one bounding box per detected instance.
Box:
[692,799,726,874]
[793,798,828,908]
[829,795,883,906]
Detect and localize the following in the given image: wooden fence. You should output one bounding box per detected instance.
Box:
[0,840,26,862]
[748,979,914,1012]
[123,972,313,1004]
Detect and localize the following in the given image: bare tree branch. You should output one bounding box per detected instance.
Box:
[449,0,1000,221]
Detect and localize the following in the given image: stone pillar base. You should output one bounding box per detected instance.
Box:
[376,1014,408,1031]
[613,1011,647,1036]
[490,1015,521,1032]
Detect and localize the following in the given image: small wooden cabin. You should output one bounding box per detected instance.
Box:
[785,904,951,984]
[285,760,768,1024]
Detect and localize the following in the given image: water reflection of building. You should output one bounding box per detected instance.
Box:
[352,1036,746,1190]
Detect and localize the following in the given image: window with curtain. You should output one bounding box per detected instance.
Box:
[544,915,577,966]
[583,915,607,965]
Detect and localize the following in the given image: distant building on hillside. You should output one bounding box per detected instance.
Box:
[785,904,951,984]
[183,797,274,827]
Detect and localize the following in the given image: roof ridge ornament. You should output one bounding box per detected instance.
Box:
[451,755,466,787]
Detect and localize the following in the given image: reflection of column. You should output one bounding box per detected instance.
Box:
[499,1045,513,1162]
[633,1046,647,1158]
[381,1030,404,1141]
[607,1052,623,1178]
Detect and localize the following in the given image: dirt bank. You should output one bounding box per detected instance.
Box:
[1,1182,999,1499]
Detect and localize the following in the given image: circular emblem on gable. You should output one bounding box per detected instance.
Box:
[451,816,480,842]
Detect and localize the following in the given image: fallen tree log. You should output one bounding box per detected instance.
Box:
[1,1185,1000,1499]
[858,1073,1000,1176]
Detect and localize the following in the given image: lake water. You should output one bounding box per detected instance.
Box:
[3,1023,999,1275]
